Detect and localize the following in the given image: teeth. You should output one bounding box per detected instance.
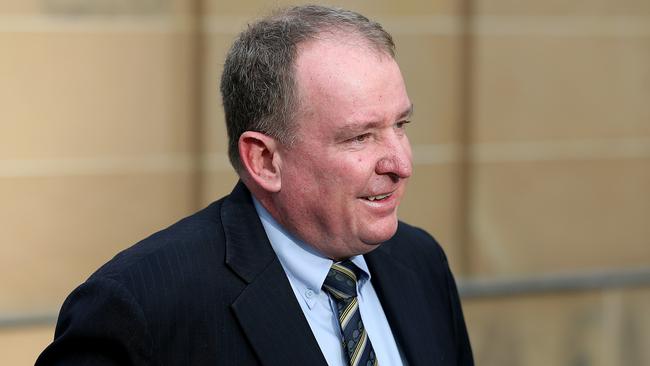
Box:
[367,193,391,201]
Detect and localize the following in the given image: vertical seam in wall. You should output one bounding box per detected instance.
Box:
[457,0,476,277]
[190,0,205,210]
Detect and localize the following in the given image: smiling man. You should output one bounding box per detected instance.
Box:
[243,33,413,261]
[38,5,473,366]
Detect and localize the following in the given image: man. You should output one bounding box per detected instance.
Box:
[37,5,473,366]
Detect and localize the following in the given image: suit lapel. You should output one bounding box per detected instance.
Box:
[231,258,328,366]
[222,182,328,366]
[365,242,443,366]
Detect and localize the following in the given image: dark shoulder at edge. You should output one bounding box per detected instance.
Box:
[87,197,226,281]
[385,220,448,264]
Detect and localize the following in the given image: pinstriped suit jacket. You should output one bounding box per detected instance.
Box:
[37,182,473,366]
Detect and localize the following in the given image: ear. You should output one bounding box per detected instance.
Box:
[238,131,282,193]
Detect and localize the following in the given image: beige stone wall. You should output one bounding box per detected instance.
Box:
[1,0,648,364]
[464,1,650,364]
[1,0,201,363]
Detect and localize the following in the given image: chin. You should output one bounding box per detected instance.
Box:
[361,220,399,245]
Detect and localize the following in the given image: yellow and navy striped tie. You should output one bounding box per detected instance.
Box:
[323,260,378,366]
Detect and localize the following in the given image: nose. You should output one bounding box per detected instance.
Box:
[375,135,412,181]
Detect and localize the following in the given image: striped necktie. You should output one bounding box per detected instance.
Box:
[322,260,378,366]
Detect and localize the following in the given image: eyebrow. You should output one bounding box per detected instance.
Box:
[334,103,414,141]
[399,103,415,120]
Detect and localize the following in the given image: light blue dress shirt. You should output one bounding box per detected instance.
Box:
[253,198,405,366]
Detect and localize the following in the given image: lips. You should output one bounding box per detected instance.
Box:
[364,193,392,201]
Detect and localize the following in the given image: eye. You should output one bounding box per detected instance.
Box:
[350,133,371,143]
[396,120,411,130]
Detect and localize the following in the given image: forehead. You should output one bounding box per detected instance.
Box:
[293,36,410,132]
[295,35,391,87]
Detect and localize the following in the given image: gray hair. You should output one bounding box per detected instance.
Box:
[220,5,395,172]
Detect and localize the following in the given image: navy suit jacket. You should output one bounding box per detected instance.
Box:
[37,182,473,365]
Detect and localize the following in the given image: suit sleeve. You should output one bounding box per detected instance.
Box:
[36,277,153,366]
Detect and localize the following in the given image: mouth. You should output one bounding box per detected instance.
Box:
[362,192,393,202]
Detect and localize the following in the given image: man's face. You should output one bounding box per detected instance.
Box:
[272,37,413,260]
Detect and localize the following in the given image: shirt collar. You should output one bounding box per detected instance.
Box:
[252,197,371,295]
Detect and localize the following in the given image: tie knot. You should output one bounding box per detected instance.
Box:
[322,260,360,300]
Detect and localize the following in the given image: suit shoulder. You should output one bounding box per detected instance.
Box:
[90,197,227,281]
[391,221,448,263]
